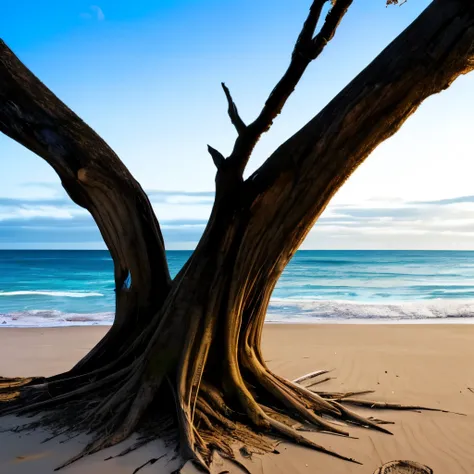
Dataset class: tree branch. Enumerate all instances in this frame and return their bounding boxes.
[224,0,352,176]
[207,145,225,169]
[242,0,474,269]
[0,39,172,324]
[221,82,246,135]
[294,0,327,56]
[310,0,353,59]
[225,2,474,369]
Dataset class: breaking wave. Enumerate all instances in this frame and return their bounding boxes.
[2,299,474,327]
[0,310,114,327]
[0,291,104,298]
[267,298,474,323]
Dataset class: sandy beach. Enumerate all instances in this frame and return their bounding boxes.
[0,323,473,473]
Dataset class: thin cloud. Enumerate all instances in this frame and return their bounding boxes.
[0,215,206,248]
[17,184,215,206]
[146,190,214,205]
[411,195,474,206]
[161,219,207,227]
[91,5,105,21]
[21,182,61,191]
[0,197,70,207]
[81,5,105,21]
[5,186,474,249]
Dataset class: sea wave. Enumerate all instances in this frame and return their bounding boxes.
[1,298,474,327]
[0,290,104,298]
[267,298,474,322]
[0,310,114,327]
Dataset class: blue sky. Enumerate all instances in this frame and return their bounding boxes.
[2,0,474,250]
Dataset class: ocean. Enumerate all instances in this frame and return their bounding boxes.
[1,250,474,327]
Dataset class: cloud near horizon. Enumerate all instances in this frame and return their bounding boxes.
[2,184,474,250]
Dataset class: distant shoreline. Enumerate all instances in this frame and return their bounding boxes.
[2,248,474,252]
[2,317,474,329]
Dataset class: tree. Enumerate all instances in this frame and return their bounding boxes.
[1,0,473,472]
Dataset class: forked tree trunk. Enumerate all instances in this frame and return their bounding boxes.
[1,0,474,472]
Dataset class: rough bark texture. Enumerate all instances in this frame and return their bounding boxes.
[1,0,474,472]
[0,43,172,374]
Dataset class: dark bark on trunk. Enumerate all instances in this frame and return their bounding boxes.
[1,0,474,472]
[0,40,172,372]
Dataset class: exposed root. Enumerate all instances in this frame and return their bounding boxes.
[0,363,446,473]
[0,376,44,390]
[196,399,274,454]
[367,416,395,425]
[306,376,334,387]
[0,390,20,402]
[0,377,46,401]
[333,398,465,415]
[332,402,393,435]
[276,374,342,415]
[0,366,129,417]
[199,382,232,416]
[315,390,375,399]
[262,373,350,436]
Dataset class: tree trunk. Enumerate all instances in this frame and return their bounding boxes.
[1,0,474,472]
[0,39,172,376]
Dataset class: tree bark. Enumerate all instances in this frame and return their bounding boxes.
[1,0,474,472]
[0,40,172,373]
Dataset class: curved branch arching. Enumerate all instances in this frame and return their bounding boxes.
[0,40,172,372]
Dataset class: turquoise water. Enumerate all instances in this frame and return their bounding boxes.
[1,250,474,326]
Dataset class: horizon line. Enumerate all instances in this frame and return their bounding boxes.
[1,248,474,252]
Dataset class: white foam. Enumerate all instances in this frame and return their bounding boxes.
[1,299,474,328]
[267,298,474,322]
[0,310,114,327]
[0,291,104,298]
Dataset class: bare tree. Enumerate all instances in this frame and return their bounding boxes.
[1,0,473,471]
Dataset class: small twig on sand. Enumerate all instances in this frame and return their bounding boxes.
[293,370,332,385]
